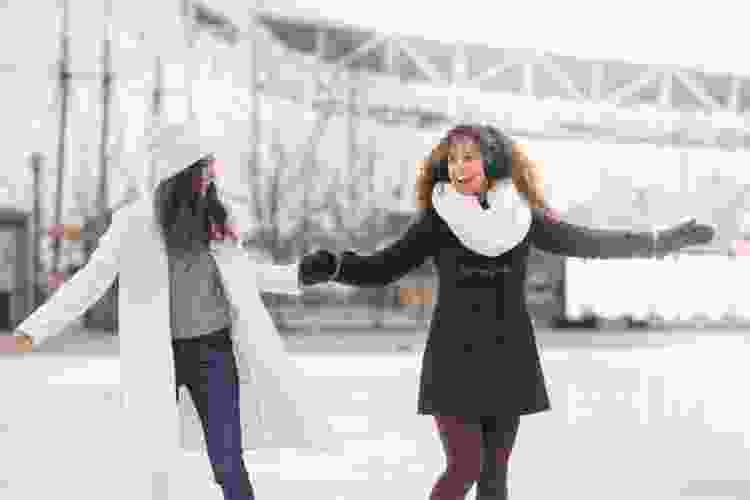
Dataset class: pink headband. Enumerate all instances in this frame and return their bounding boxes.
[446,126,481,144]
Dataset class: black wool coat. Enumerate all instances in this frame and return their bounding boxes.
[334,207,652,418]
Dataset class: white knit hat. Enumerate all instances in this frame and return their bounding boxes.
[148,121,222,190]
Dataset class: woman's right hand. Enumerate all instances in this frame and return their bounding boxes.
[299,249,339,286]
[0,333,34,354]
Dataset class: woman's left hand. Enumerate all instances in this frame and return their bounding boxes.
[655,219,715,256]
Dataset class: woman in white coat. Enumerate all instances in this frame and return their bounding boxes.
[9,123,336,499]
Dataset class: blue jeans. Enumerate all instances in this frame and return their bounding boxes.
[172,327,255,500]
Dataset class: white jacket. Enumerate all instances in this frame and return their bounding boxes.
[16,123,340,496]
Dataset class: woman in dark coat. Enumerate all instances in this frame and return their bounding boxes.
[299,124,714,500]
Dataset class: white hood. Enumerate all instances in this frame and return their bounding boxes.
[432,179,531,257]
[148,122,221,192]
[143,122,252,238]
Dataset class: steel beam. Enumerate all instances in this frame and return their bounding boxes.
[659,70,672,107]
[608,69,660,105]
[537,56,584,100]
[729,77,741,112]
[472,60,521,85]
[523,62,534,97]
[591,62,604,101]
[391,37,443,83]
[673,70,722,111]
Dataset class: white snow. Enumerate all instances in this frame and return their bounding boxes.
[2,330,750,499]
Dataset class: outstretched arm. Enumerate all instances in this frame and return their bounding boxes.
[529,208,714,258]
[302,209,437,287]
[529,208,656,259]
[14,212,126,346]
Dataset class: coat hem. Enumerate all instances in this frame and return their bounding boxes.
[417,405,551,418]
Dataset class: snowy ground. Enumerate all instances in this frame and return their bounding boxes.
[2,328,750,500]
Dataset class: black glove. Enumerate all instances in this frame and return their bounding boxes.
[299,249,339,286]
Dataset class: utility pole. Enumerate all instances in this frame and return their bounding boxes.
[51,0,71,275]
[148,55,164,192]
[30,153,43,308]
[297,28,327,257]
[247,3,262,224]
[97,0,113,216]
[182,0,197,122]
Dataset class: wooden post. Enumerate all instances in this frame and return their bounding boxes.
[148,55,164,192]
[51,0,71,275]
[97,0,113,216]
[30,153,44,308]
[247,3,263,224]
[182,0,197,121]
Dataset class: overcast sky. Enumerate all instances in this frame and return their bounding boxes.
[253,0,748,77]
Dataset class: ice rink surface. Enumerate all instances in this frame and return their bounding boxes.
[2,329,750,499]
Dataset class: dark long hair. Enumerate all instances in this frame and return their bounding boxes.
[153,157,235,256]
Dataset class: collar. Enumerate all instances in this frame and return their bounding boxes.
[432,180,531,256]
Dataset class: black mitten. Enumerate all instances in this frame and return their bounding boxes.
[299,249,339,285]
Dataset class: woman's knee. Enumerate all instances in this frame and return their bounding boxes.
[210,452,246,483]
[435,415,483,484]
[446,454,482,481]
[481,415,520,453]
[431,467,480,500]
[443,466,481,492]
[206,425,244,463]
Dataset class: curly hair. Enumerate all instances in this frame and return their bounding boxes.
[153,158,236,256]
[415,124,545,211]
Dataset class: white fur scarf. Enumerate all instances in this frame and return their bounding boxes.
[432,179,531,257]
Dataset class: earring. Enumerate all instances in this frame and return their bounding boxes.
[484,158,499,178]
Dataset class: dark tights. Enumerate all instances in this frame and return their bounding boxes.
[430,414,520,500]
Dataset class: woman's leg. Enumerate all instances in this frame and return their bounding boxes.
[475,415,520,500]
[185,330,255,500]
[172,339,184,404]
[430,415,483,500]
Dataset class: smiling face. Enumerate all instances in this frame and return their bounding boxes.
[446,137,486,195]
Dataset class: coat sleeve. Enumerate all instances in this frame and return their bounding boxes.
[528,208,653,259]
[334,209,437,287]
[255,263,303,296]
[15,212,126,346]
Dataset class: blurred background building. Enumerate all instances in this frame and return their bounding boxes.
[1,0,750,332]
